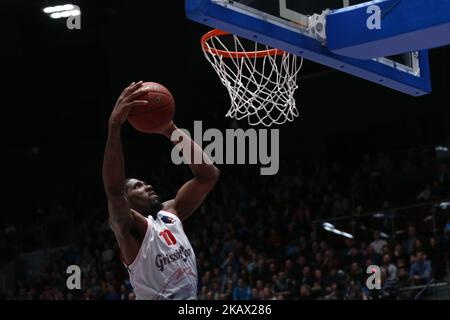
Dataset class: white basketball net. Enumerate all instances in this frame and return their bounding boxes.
[202,31,303,127]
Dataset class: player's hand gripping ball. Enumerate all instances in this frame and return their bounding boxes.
[127,82,175,133]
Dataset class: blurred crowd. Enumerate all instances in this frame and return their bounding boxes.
[1,146,449,300]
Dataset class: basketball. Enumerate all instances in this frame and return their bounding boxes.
[127,82,175,133]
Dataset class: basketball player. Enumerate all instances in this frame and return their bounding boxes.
[102,81,220,299]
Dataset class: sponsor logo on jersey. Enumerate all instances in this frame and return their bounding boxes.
[161,215,175,224]
[155,246,192,272]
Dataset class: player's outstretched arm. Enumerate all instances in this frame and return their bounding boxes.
[103,81,150,236]
[162,124,220,221]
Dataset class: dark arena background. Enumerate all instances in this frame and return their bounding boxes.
[1,0,449,303]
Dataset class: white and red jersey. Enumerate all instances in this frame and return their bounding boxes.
[125,210,198,300]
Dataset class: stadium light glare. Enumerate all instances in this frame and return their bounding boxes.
[60,10,72,18]
[322,222,353,239]
[61,4,75,11]
[43,4,79,18]
[69,9,81,16]
[334,230,354,239]
[435,146,448,152]
[380,232,389,239]
[50,12,62,19]
[328,228,353,239]
[323,222,335,229]
[438,202,450,209]
[372,212,384,218]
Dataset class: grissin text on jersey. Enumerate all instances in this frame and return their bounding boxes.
[155,246,192,272]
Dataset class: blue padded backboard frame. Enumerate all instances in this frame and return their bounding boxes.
[327,0,450,59]
[186,0,432,96]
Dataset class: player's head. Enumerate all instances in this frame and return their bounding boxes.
[125,178,163,215]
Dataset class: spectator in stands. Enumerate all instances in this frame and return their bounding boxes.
[220,265,237,293]
[364,245,381,266]
[370,231,388,255]
[409,251,432,285]
[232,278,251,300]
[397,267,409,288]
[119,284,128,300]
[344,246,363,269]
[323,282,339,300]
[299,285,313,300]
[261,287,274,300]
[284,259,297,280]
[414,239,425,255]
[382,254,398,281]
[251,288,260,300]
[378,268,399,300]
[392,243,408,265]
[427,237,446,280]
[348,262,363,285]
[403,225,418,255]
[198,286,208,300]
[301,266,314,287]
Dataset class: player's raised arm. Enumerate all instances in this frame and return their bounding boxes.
[102,81,150,233]
[162,123,220,221]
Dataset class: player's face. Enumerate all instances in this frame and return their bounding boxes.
[126,179,161,209]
